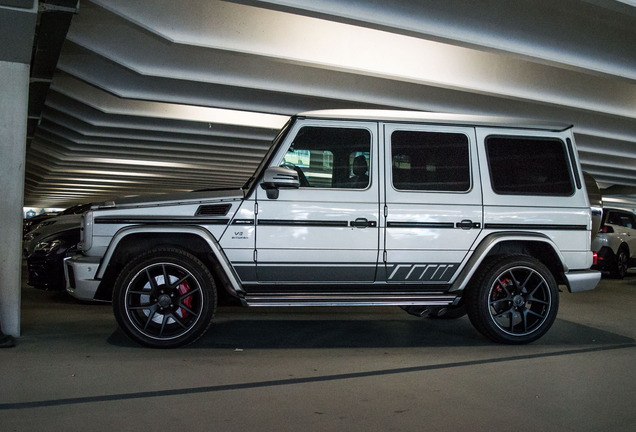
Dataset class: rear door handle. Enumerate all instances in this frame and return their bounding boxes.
[456,220,480,230]
[350,218,377,228]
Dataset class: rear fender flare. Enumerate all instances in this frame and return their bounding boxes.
[449,232,567,292]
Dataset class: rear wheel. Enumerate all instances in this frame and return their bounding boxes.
[466,255,558,344]
[113,247,217,348]
[611,247,628,279]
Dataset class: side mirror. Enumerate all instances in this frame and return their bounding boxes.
[260,167,300,199]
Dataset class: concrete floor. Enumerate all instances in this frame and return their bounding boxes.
[1,266,636,432]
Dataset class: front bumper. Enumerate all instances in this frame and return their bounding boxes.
[563,269,601,293]
[27,253,66,291]
[64,254,102,301]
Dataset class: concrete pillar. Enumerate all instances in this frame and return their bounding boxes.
[0,61,29,336]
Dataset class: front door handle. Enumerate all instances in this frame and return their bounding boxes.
[350,218,377,228]
[456,220,481,230]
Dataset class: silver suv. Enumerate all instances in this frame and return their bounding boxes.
[592,208,636,278]
[65,110,600,348]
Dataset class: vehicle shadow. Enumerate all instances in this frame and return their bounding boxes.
[106,313,634,349]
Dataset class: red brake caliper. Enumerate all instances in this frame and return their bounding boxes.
[178,280,193,318]
[492,278,510,312]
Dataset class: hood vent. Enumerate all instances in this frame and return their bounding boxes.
[196,204,232,216]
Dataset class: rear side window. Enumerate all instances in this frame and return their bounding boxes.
[607,211,636,229]
[391,131,470,192]
[486,136,574,196]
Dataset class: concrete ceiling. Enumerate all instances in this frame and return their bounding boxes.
[23,0,636,208]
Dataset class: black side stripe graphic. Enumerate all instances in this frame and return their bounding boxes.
[387,222,455,229]
[484,223,587,230]
[95,217,229,225]
[258,219,349,227]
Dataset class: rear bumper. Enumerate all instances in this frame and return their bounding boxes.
[591,246,617,271]
[563,269,601,293]
[64,255,102,301]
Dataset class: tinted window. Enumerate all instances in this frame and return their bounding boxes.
[607,211,635,229]
[283,127,371,189]
[391,131,470,192]
[486,137,573,196]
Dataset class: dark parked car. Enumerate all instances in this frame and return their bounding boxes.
[23,211,61,235]
[27,227,80,292]
[23,203,91,236]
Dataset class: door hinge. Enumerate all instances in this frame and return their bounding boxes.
[384,205,388,218]
[383,250,387,263]
[253,250,258,262]
[254,202,258,215]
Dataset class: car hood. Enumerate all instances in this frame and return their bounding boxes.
[101,188,245,209]
[23,214,82,256]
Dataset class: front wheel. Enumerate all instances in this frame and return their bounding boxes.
[466,255,559,344]
[113,248,217,348]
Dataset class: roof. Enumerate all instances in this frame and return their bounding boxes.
[298,110,573,132]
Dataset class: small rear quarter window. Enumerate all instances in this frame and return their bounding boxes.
[485,136,574,196]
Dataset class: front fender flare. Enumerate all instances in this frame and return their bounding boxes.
[96,225,244,296]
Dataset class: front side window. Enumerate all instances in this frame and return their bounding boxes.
[282,126,371,189]
[486,136,574,196]
[391,131,470,192]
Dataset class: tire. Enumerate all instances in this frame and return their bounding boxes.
[427,305,467,319]
[611,247,628,279]
[113,247,217,348]
[466,255,559,345]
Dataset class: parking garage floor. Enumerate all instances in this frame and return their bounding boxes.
[1,265,636,432]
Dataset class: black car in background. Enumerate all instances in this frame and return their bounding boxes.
[23,212,61,235]
[27,227,80,292]
[23,203,91,236]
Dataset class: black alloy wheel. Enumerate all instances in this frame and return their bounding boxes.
[466,255,559,344]
[113,248,216,348]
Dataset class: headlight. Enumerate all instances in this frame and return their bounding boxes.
[78,211,93,252]
[23,231,41,242]
[35,220,56,230]
[34,239,64,254]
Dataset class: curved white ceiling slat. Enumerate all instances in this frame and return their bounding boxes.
[69,2,636,119]
[218,0,636,81]
[24,0,636,207]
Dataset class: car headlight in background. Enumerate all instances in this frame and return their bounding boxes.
[35,220,56,230]
[23,231,41,242]
[34,239,64,254]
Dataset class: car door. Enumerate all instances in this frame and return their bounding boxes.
[609,210,636,259]
[624,212,636,260]
[382,123,482,284]
[253,119,380,287]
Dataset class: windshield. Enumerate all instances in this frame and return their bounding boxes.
[242,117,295,192]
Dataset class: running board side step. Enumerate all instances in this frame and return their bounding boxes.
[242,293,458,307]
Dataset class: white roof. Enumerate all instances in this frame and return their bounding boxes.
[298,109,572,132]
